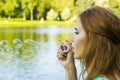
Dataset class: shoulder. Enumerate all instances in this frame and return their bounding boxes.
[94,76,120,80]
[118,78,120,80]
[93,76,108,80]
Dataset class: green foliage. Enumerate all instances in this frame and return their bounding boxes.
[28,0,39,10]
[0,18,24,22]
[76,0,95,12]
[3,0,18,17]
[108,0,120,15]
[37,0,52,20]
[67,15,77,22]
[0,20,75,27]
[51,0,68,12]
[61,7,70,20]
[0,1,4,11]
[46,9,58,20]
[20,0,29,19]
[0,0,120,21]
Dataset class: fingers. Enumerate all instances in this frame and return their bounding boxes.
[56,41,73,61]
[57,47,67,60]
[57,53,66,60]
[65,40,74,60]
[65,40,72,50]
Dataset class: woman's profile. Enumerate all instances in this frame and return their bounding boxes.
[57,6,120,80]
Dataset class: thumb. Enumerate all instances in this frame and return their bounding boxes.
[65,40,74,61]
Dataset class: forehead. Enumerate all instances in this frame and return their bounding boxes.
[75,19,84,31]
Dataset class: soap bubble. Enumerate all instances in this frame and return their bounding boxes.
[0,40,9,47]
[0,47,4,54]
[3,45,13,53]
[13,39,22,49]
[24,39,38,48]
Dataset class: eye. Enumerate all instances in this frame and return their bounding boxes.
[74,31,79,35]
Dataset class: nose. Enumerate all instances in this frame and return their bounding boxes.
[70,36,74,42]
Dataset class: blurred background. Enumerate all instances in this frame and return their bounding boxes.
[0,0,120,80]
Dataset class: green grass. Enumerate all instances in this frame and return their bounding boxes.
[0,20,75,27]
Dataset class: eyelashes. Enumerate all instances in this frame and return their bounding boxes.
[74,31,79,35]
[74,28,79,35]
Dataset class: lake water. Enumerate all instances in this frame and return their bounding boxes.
[0,26,82,80]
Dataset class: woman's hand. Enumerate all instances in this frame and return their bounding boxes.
[57,40,75,70]
[57,40,78,80]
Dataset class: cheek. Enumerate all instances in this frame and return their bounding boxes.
[74,36,85,48]
[73,36,86,59]
[74,43,85,59]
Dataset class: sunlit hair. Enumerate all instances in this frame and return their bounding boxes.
[79,6,120,80]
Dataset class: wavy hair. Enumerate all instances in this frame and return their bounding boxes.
[79,6,120,80]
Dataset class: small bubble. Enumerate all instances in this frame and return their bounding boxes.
[0,40,9,47]
[0,47,4,54]
[13,39,22,49]
[24,39,38,48]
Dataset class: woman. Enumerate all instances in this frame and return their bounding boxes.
[57,6,120,80]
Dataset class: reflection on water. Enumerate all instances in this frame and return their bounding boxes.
[0,26,81,80]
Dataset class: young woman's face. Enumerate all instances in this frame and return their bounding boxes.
[71,19,86,59]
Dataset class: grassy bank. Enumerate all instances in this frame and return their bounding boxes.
[0,20,75,27]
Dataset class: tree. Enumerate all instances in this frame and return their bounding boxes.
[20,0,29,20]
[108,0,120,15]
[61,7,70,20]
[0,0,4,17]
[37,0,52,20]
[51,0,74,20]
[3,0,18,18]
[27,0,39,20]
[76,0,95,12]
[46,9,58,20]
